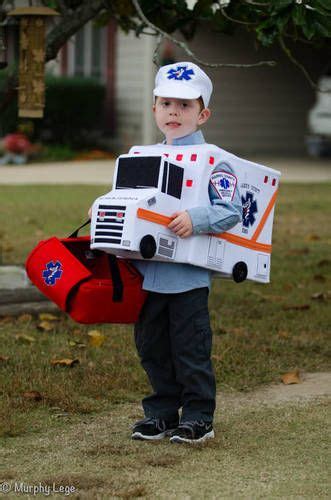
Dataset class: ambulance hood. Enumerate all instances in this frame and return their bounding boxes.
[98,188,158,205]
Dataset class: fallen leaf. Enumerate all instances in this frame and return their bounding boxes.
[317,259,330,267]
[15,334,36,343]
[211,354,223,361]
[0,316,14,324]
[282,304,310,311]
[68,340,86,348]
[313,274,326,282]
[22,391,43,401]
[311,292,326,301]
[17,313,33,323]
[37,320,56,332]
[286,247,310,256]
[88,330,106,347]
[0,355,10,362]
[38,313,59,322]
[278,330,290,339]
[50,358,80,367]
[306,233,320,241]
[281,370,301,385]
[282,283,294,291]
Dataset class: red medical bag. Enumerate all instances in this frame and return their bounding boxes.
[25,222,147,324]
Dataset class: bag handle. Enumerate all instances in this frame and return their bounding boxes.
[68,219,91,238]
[68,220,123,302]
[108,255,123,302]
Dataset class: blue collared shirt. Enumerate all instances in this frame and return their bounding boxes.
[133,130,242,293]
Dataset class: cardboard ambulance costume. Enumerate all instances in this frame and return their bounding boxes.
[90,144,281,283]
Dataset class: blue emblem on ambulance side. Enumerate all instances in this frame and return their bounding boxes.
[42,261,63,286]
[210,169,237,201]
[167,66,194,81]
[242,192,258,227]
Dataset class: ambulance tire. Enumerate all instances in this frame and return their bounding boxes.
[140,235,157,259]
[232,261,248,283]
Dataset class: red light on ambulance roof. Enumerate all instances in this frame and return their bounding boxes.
[186,179,193,187]
[176,154,183,161]
[209,156,214,165]
[264,176,268,183]
[272,178,276,186]
[191,154,197,161]
[133,151,140,154]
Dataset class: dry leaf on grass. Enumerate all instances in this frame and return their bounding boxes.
[278,330,290,339]
[50,358,80,367]
[313,274,326,282]
[317,259,330,267]
[0,316,14,324]
[88,330,106,347]
[306,233,320,241]
[15,334,35,343]
[38,320,56,332]
[38,313,60,322]
[0,355,10,362]
[286,247,310,256]
[68,340,86,348]
[281,370,301,385]
[311,292,326,301]
[17,313,33,323]
[22,391,43,401]
[282,304,310,311]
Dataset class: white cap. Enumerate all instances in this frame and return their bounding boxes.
[153,62,213,107]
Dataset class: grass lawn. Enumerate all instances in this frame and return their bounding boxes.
[0,183,330,439]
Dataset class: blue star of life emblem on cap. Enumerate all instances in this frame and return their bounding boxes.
[167,65,194,81]
[42,261,63,286]
[241,192,258,228]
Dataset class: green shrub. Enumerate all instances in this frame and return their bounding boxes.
[0,73,106,147]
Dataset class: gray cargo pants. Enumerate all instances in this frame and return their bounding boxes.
[134,287,216,423]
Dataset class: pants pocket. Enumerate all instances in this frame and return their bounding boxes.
[194,314,213,358]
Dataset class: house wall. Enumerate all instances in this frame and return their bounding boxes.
[173,25,328,157]
[114,30,157,151]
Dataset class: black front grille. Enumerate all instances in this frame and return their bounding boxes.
[95,205,126,245]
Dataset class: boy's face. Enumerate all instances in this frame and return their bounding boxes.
[153,97,211,144]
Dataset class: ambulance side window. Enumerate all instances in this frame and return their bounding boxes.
[161,162,183,199]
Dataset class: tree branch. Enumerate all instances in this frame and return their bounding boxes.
[45,0,105,62]
[132,0,276,69]
[278,35,320,91]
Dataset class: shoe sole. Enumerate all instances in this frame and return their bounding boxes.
[170,429,215,444]
[131,429,177,441]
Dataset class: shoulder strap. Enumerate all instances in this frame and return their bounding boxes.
[68,220,91,238]
[108,255,123,302]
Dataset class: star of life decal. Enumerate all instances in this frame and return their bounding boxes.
[42,261,63,286]
[209,170,237,201]
[241,192,258,227]
[167,66,194,81]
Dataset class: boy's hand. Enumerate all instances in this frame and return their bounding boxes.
[168,211,193,238]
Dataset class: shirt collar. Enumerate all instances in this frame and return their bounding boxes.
[162,129,206,146]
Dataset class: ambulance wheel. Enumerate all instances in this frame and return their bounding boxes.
[232,261,248,283]
[140,235,156,259]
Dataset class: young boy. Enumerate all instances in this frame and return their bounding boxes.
[130,62,242,444]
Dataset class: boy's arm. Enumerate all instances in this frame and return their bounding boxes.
[186,162,242,235]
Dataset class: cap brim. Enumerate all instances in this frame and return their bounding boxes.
[153,82,201,100]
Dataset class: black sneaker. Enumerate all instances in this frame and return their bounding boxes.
[170,420,215,444]
[131,416,179,441]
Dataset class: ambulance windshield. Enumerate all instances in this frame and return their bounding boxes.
[116,157,161,189]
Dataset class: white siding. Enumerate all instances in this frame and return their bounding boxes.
[115,31,157,150]
[173,25,326,156]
